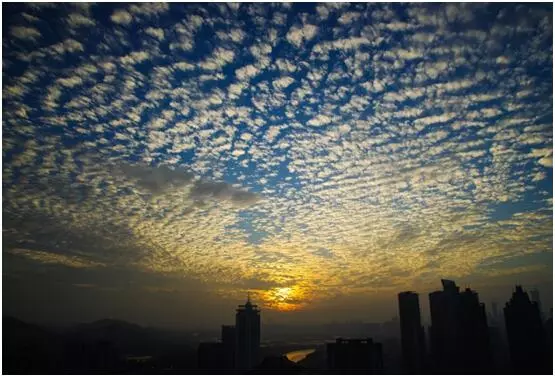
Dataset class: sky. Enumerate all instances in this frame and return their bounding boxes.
[2,2,553,328]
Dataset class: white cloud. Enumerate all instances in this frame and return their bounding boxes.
[235,65,260,81]
[145,27,165,41]
[200,48,235,71]
[129,3,169,17]
[496,56,510,65]
[10,26,41,41]
[67,13,96,27]
[111,9,133,25]
[120,51,150,65]
[529,148,553,167]
[307,114,332,127]
[230,29,246,43]
[286,24,318,48]
[415,112,457,130]
[272,76,295,90]
[337,11,361,25]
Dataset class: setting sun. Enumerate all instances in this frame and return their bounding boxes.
[262,286,307,312]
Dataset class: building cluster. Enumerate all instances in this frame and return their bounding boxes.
[198,296,260,371]
[198,295,385,373]
[197,280,552,374]
[398,279,552,374]
[326,337,383,373]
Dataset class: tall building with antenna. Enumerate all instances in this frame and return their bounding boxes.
[235,294,261,370]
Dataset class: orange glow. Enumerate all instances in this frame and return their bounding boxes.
[262,285,308,311]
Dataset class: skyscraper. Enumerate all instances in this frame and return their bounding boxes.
[197,342,225,370]
[428,279,491,374]
[529,288,543,320]
[221,325,236,369]
[235,295,260,370]
[504,286,550,374]
[398,291,426,374]
[459,287,492,372]
[429,279,462,373]
[326,338,383,373]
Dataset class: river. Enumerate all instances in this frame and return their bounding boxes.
[284,348,316,363]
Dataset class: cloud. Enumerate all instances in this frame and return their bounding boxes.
[118,164,195,194]
[337,11,361,25]
[120,51,150,65]
[307,114,332,127]
[110,9,133,25]
[414,112,457,130]
[189,181,260,207]
[129,3,169,17]
[115,164,260,207]
[529,148,553,167]
[199,47,235,70]
[272,76,295,90]
[7,248,106,269]
[286,24,318,47]
[67,13,96,27]
[144,27,165,41]
[3,3,553,315]
[10,26,41,41]
[235,64,260,81]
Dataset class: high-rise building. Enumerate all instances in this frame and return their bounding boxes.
[198,342,225,370]
[529,288,543,320]
[221,325,236,369]
[235,296,260,370]
[428,279,491,374]
[504,286,550,374]
[429,279,462,373]
[398,291,426,374]
[326,338,383,373]
[459,287,492,372]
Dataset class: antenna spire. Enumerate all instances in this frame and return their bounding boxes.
[247,291,251,304]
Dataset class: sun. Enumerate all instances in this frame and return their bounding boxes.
[275,287,293,300]
[262,286,307,312]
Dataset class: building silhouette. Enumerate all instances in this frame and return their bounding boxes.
[235,295,260,370]
[428,279,491,374]
[459,286,492,372]
[504,286,550,374]
[326,338,383,373]
[221,325,236,370]
[398,291,426,374]
[529,288,543,320]
[197,342,225,370]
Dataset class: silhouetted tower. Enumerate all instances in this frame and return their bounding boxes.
[429,279,461,373]
[459,287,492,372]
[504,286,550,374]
[429,279,491,373]
[221,325,236,369]
[326,338,383,373]
[198,342,225,370]
[398,291,426,374]
[235,295,260,370]
[529,288,543,320]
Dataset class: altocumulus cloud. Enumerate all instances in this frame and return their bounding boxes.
[2,3,552,310]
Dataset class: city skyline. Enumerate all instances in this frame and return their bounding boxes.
[3,279,552,373]
[3,2,553,328]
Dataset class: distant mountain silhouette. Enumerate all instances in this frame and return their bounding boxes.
[3,316,198,374]
[3,316,64,374]
[68,318,154,354]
